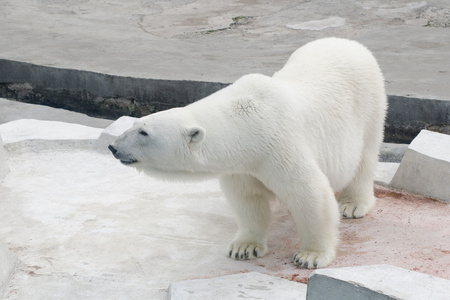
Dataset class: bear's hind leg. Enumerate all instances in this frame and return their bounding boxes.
[338,151,378,218]
[220,174,274,260]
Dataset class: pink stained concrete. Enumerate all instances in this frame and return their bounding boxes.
[214,185,450,284]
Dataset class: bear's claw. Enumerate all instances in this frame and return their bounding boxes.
[293,249,335,269]
[228,242,265,260]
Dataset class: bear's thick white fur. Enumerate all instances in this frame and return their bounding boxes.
[110,38,387,269]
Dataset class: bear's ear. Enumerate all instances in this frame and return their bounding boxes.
[186,126,206,144]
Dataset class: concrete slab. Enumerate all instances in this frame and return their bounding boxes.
[0,242,17,296]
[0,119,103,154]
[307,265,450,300]
[0,119,102,145]
[0,98,113,129]
[168,272,307,300]
[95,116,137,152]
[374,162,399,187]
[390,130,450,203]
[0,135,9,180]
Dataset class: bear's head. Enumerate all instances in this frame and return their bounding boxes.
[108,108,209,180]
[109,73,280,180]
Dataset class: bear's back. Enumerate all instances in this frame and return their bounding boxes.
[273,38,383,92]
[272,38,386,126]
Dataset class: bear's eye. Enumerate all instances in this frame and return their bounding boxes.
[139,130,148,136]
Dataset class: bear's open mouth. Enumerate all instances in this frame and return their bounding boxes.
[120,159,138,165]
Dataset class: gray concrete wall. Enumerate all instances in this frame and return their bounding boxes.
[0,59,228,121]
[1,59,449,143]
[386,95,449,143]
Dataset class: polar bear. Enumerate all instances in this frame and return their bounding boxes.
[108,38,387,269]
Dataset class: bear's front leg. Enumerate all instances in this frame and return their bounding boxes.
[220,174,274,260]
[291,180,340,268]
[260,164,340,269]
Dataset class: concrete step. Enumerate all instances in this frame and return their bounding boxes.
[0,98,113,129]
[374,162,400,187]
[389,130,450,203]
[168,272,307,300]
[307,265,450,300]
[0,119,103,144]
[0,119,104,153]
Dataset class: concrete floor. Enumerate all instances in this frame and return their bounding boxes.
[0,99,449,299]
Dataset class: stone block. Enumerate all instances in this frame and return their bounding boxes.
[0,242,17,295]
[95,116,137,152]
[168,272,307,300]
[389,130,450,203]
[0,135,9,180]
[307,265,450,300]
[374,162,399,186]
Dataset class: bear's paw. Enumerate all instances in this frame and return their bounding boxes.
[293,249,335,269]
[228,241,267,260]
[339,202,373,219]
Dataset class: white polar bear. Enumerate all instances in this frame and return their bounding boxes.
[109,38,387,269]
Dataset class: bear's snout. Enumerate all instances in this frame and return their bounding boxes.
[108,145,117,155]
[108,144,138,165]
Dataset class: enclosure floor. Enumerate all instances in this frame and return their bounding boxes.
[0,137,448,299]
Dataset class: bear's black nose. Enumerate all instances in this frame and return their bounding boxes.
[108,145,117,154]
